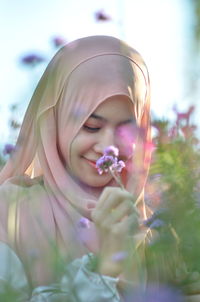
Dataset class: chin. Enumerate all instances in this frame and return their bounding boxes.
[90,182,109,188]
[83,176,113,188]
[76,173,109,187]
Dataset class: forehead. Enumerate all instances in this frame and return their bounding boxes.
[92,95,134,121]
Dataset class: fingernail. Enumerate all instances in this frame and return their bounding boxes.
[87,202,96,209]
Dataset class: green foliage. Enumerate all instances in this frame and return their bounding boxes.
[0,154,5,170]
[146,111,200,287]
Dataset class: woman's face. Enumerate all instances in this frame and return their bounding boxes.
[69,95,139,188]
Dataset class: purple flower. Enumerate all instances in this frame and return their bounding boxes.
[147,219,166,230]
[3,144,15,156]
[144,208,168,230]
[10,119,21,129]
[96,146,125,188]
[95,10,111,21]
[52,36,66,48]
[21,54,45,66]
[104,145,119,157]
[96,155,116,175]
[125,284,184,302]
[96,146,125,175]
[173,105,195,126]
[110,160,125,173]
[77,217,90,228]
[112,251,128,262]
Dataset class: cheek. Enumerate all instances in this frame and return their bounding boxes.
[116,126,138,156]
[71,132,94,155]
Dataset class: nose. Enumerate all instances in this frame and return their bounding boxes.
[93,128,117,154]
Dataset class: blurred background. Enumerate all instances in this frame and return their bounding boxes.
[0,0,200,148]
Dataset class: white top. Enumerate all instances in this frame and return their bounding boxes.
[0,242,120,302]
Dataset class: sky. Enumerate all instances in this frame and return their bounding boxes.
[0,0,193,145]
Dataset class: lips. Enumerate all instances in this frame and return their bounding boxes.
[83,158,97,168]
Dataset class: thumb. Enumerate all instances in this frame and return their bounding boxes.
[87,201,96,209]
[85,201,96,221]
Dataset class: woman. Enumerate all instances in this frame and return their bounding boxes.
[0,35,151,301]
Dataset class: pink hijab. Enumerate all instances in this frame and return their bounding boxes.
[0,36,151,287]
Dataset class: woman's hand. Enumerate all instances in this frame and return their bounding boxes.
[91,187,139,277]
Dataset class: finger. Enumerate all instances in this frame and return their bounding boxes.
[97,187,134,213]
[95,194,123,223]
[87,201,96,209]
[92,194,135,225]
[92,187,136,225]
[126,213,140,234]
[80,207,94,221]
[82,202,96,221]
[109,212,139,236]
[92,188,123,223]
[95,187,122,210]
[102,200,138,226]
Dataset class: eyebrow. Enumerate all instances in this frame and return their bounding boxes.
[89,113,135,125]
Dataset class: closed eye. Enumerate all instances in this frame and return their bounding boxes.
[83,125,101,132]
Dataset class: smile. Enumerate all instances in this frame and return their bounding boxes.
[84,158,97,169]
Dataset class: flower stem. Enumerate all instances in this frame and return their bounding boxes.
[109,167,125,190]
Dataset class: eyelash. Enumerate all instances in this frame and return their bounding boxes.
[83,125,101,132]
